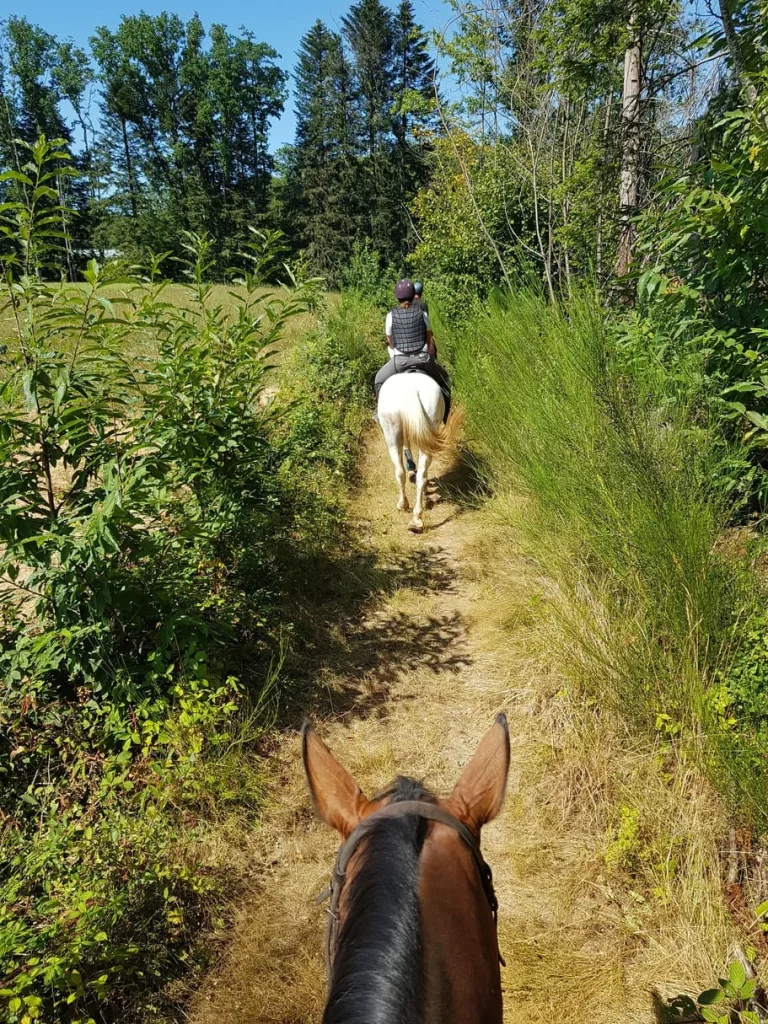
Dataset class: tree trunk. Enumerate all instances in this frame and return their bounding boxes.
[617,15,642,278]
[561,96,572,294]
[596,92,614,280]
[121,117,138,219]
[718,0,757,105]
[58,174,76,280]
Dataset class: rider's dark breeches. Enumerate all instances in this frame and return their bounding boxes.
[430,362,451,418]
[374,358,398,398]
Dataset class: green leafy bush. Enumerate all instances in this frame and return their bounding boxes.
[0,138,374,1023]
[343,240,398,310]
[636,83,768,509]
[278,291,381,479]
[663,961,766,1023]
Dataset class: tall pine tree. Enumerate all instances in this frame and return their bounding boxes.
[292,21,362,283]
[287,0,440,273]
[342,0,395,256]
[390,0,438,254]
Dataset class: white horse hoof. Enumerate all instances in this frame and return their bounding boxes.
[409,519,424,534]
[397,499,410,512]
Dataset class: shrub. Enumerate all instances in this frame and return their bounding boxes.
[0,138,373,1023]
[278,291,382,478]
[635,86,768,510]
[343,240,397,310]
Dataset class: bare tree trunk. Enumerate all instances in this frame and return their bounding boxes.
[480,80,486,145]
[547,101,558,289]
[527,123,555,303]
[561,96,572,294]
[718,0,757,105]
[596,92,614,280]
[617,14,642,278]
[121,117,138,219]
[58,175,76,280]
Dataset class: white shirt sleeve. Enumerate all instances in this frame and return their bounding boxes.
[385,311,393,335]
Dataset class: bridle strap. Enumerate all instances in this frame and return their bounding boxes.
[318,800,502,983]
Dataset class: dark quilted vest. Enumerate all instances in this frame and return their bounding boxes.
[390,304,426,355]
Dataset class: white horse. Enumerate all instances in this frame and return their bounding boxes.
[377,372,452,533]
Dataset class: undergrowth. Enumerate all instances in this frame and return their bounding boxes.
[0,138,379,1023]
[452,288,768,1014]
[453,287,768,830]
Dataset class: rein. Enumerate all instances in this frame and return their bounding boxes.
[316,800,503,983]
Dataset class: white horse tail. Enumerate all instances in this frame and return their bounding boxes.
[401,392,459,458]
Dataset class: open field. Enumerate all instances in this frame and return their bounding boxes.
[0,283,337,365]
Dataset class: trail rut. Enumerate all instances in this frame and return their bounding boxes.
[186,432,709,1024]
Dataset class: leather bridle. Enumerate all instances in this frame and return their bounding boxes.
[316,799,502,983]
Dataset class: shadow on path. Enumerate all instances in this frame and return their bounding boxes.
[279,539,473,723]
[434,450,491,508]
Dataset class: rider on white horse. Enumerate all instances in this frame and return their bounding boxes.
[373,279,451,422]
[412,280,428,314]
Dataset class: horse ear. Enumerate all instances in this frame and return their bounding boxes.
[302,723,370,837]
[445,714,510,834]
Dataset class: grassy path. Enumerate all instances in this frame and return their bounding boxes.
[186,431,728,1024]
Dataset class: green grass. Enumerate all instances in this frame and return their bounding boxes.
[452,287,768,828]
[0,282,332,367]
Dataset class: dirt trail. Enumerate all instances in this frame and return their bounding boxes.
[187,434,658,1023]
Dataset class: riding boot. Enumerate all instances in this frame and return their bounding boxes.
[442,390,451,423]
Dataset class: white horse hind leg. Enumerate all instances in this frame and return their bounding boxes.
[387,443,409,511]
[410,450,431,532]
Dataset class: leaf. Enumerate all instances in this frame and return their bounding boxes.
[754,899,768,917]
[32,185,60,202]
[0,170,33,186]
[21,371,37,411]
[700,1011,727,1024]
[728,961,747,991]
[740,978,756,999]
[697,989,723,1005]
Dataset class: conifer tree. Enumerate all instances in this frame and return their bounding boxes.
[390,0,438,254]
[292,21,362,283]
[342,0,395,255]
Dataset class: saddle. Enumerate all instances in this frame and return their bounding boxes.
[394,352,432,374]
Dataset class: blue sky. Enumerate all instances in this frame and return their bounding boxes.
[19,0,452,150]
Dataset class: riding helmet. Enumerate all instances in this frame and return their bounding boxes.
[413,281,424,296]
[394,279,415,301]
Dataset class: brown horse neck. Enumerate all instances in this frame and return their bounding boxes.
[418,824,503,1024]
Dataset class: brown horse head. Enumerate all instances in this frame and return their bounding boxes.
[302,715,510,1024]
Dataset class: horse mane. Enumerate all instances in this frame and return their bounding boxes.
[323,776,436,1024]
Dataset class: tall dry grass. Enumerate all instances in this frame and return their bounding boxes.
[453,287,767,828]
[453,516,740,1022]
